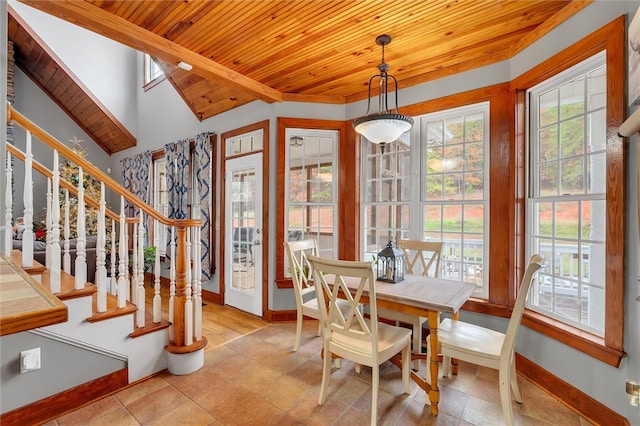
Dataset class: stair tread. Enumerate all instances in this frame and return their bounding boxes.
[87,292,137,323]
[129,309,171,338]
[40,269,97,300]
[11,249,46,275]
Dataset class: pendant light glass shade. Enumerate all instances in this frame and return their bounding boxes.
[353,34,414,150]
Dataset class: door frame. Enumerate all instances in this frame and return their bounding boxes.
[220,120,270,317]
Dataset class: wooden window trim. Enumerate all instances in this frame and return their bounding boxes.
[275,118,349,289]
[510,16,626,367]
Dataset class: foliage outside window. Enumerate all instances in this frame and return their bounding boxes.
[422,103,489,296]
[285,129,338,269]
[362,103,489,297]
[527,52,607,336]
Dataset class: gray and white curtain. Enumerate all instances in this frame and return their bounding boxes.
[165,132,213,281]
[121,150,152,236]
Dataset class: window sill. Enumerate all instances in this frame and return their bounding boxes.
[462,299,624,367]
[143,76,165,92]
[521,310,624,368]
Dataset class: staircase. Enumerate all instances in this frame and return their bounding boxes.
[0,103,207,424]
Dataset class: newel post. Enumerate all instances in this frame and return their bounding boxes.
[165,221,207,375]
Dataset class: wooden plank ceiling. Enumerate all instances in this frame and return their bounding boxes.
[12,0,591,152]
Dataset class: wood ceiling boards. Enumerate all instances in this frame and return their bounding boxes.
[14,0,591,124]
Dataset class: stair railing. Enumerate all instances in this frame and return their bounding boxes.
[5,102,206,357]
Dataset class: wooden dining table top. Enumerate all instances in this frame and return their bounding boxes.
[340,274,477,316]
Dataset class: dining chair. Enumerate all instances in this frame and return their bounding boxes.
[378,239,444,367]
[307,255,412,426]
[427,254,544,424]
[284,239,352,352]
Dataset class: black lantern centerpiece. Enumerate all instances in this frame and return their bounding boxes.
[376,240,404,283]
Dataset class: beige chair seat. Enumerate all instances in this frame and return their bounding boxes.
[428,255,544,425]
[308,255,412,426]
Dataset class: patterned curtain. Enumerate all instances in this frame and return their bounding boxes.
[121,151,152,236]
[164,138,190,266]
[193,132,213,280]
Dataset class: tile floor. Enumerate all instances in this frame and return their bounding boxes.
[46,312,593,426]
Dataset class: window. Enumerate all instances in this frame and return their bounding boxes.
[361,103,489,297]
[152,156,168,254]
[285,129,338,262]
[527,53,607,336]
[144,53,165,89]
[513,16,624,366]
[275,118,345,288]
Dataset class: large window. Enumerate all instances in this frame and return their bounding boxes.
[527,53,607,336]
[285,129,338,261]
[362,103,489,297]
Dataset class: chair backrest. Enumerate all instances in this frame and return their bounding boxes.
[398,240,443,277]
[501,254,544,358]
[284,239,318,302]
[307,255,378,348]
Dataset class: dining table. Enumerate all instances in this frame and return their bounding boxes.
[340,273,476,416]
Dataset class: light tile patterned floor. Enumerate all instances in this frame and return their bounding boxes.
[45,311,593,425]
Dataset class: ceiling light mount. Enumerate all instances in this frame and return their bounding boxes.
[178,61,193,71]
[353,34,414,154]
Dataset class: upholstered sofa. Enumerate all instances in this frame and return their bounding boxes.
[13,236,98,284]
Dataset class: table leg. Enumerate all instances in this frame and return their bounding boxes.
[451,311,460,375]
[428,310,440,415]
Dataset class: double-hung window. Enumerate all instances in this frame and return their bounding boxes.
[362,102,489,297]
[527,52,607,336]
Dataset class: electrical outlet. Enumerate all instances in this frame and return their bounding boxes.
[20,348,41,373]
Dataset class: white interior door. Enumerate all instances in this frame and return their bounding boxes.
[224,153,263,316]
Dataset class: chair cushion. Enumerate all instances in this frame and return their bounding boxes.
[331,319,411,359]
[438,318,504,359]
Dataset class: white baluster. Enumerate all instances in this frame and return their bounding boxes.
[22,131,34,267]
[74,166,86,289]
[131,218,138,305]
[136,215,145,328]
[185,227,193,346]
[117,197,127,308]
[49,151,61,293]
[169,226,176,342]
[124,222,130,301]
[110,219,117,295]
[4,151,12,257]
[45,177,51,267]
[153,238,161,323]
[194,223,202,341]
[63,189,71,273]
[96,182,107,312]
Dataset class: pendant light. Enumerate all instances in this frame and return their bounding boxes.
[353,34,414,154]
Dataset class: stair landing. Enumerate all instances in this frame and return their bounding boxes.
[0,254,67,336]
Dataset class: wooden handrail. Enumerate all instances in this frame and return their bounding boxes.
[6,102,201,228]
[6,143,121,221]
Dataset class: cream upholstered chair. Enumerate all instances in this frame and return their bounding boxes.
[428,255,544,424]
[378,240,444,366]
[308,255,412,426]
[284,239,351,351]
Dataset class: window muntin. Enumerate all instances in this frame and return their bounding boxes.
[361,103,489,297]
[362,137,411,262]
[527,52,607,336]
[227,129,263,156]
[421,103,489,296]
[285,129,338,265]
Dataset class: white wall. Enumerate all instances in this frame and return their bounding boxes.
[8,0,138,137]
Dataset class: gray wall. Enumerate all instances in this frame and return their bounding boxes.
[0,330,126,413]
[6,0,640,422]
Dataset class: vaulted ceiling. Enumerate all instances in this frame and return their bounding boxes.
[10,0,592,154]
